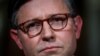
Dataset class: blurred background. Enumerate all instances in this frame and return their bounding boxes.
[0,0,100,56]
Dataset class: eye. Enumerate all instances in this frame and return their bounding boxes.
[49,15,67,25]
[53,17,66,21]
[24,20,41,32]
[26,22,38,29]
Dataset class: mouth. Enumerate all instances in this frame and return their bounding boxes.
[39,46,62,53]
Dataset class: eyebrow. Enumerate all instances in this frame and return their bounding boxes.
[18,13,68,26]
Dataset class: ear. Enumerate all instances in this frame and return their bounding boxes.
[10,29,23,50]
[74,15,83,39]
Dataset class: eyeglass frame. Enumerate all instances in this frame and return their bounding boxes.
[16,13,77,37]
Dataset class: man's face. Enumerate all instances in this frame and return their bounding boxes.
[11,0,82,56]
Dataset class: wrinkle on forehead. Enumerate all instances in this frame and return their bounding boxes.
[17,0,70,24]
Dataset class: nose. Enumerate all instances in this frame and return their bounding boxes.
[41,21,55,42]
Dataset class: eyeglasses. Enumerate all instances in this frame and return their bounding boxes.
[17,13,76,37]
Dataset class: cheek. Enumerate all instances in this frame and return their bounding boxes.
[55,28,76,45]
[56,22,76,43]
[54,30,76,55]
[18,31,40,53]
[55,24,77,52]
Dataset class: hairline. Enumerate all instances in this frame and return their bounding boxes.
[11,0,76,28]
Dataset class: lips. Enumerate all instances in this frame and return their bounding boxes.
[39,46,62,52]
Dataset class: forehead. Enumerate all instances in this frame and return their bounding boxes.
[17,0,70,24]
